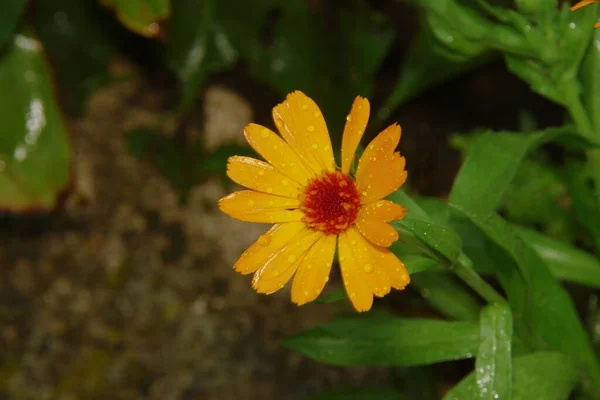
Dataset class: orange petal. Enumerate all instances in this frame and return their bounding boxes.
[338,230,373,312]
[341,96,370,174]
[243,123,312,185]
[219,191,303,223]
[252,230,323,294]
[272,91,335,175]
[356,219,399,247]
[227,156,303,198]
[356,124,407,203]
[358,200,406,223]
[291,234,336,305]
[363,236,410,290]
[571,0,598,11]
[234,222,306,274]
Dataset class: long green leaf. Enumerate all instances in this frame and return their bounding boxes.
[449,128,573,212]
[476,303,512,400]
[450,205,600,396]
[283,315,479,367]
[515,226,600,288]
[99,0,170,38]
[581,8,600,135]
[444,352,579,400]
[0,29,71,212]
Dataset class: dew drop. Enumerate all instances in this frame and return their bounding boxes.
[282,179,289,186]
[339,256,346,262]
[346,115,352,122]
[306,264,313,270]
[323,145,330,151]
[258,170,265,176]
[258,234,271,246]
[307,125,315,132]
[351,240,357,245]
[301,104,308,110]
[275,119,283,128]
[261,129,270,138]
[247,200,256,207]
[266,187,273,193]
[363,264,373,273]
[303,290,309,296]
[312,143,319,149]
[288,255,297,263]
[350,292,357,298]
[313,111,320,117]
[361,191,367,196]
[323,276,329,283]
[274,270,280,277]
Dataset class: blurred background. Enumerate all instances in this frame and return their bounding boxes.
[0,0,568,399]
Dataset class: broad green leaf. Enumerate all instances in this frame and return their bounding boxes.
[0,0,28,51]
[401,253,442,274]
[450,205,600,395]
[378,21,493,122]
[412,271,482,321]
[450,128,576,212]
[0,30,71,211]
[515,226,600,289]
[392,219,462,265]
[476,303,512,400]
[33,0,117,114]
[309,386,407,400]
[444,352,579,400]
[283,315,479,367]
[99,0,170,38]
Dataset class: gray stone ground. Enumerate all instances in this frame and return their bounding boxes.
[0,81,387,400]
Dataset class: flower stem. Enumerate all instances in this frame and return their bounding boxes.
[451,253,506,304]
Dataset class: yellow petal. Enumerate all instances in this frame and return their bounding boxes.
[356,124,407,203]
[234,222,305,274]
[357,200,406,223]
[272,91,335,174]
[243,123,312,185]
[341,96,370,174]
[291,234,336,305]
[339,228,410,311]
[219,191,303,223]
[252,230,323,294]
[356,219,399,247]
[227,156,303,198]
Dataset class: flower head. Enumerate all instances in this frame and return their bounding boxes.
[218,91,410,311]
[571,0,600,28]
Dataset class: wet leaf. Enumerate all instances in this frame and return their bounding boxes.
[0,0,28,51]
[283,315,479,367]
[0,29,71,212]
[580,10,600,135]
[444,352,578,400]
[476,302,512,400]
[100,0,169,38]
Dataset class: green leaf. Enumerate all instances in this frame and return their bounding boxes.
[99,0,170,38]
[449,205,600,395]
[476,303,512,400]
[283,315,479,367]
[392,219,462,266]
[450,128,576,212]
[33,0,117,114]
[315,288,348,304]
[566,161,600,251]
[411,271,482,321]
[515,226,600,289]
[309,386,407,400]
[0,0,28,51]
[0,29,71,212]
[378,20,494,122]
[444,352,579,400]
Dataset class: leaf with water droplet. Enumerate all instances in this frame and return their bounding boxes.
[0,29,71,212]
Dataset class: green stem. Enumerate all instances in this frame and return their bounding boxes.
[451,254,506,304]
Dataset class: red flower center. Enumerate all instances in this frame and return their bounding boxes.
[300,171,361,235]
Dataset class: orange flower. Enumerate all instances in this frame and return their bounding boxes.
[218,91,410,312]
[571,0,600,28]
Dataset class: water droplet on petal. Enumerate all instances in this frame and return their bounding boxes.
[313,111,320,117]
[267,187,273,193]
[307,125,315,132]
[261,129,270,138]
[282,179,289,186]
[247,200,255,207]
[288,255,297,263]
[258,234,271,246]
[364,264,373,273]
[346,115,352,122]
[301,104,308,110]
[312,143,319,149]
